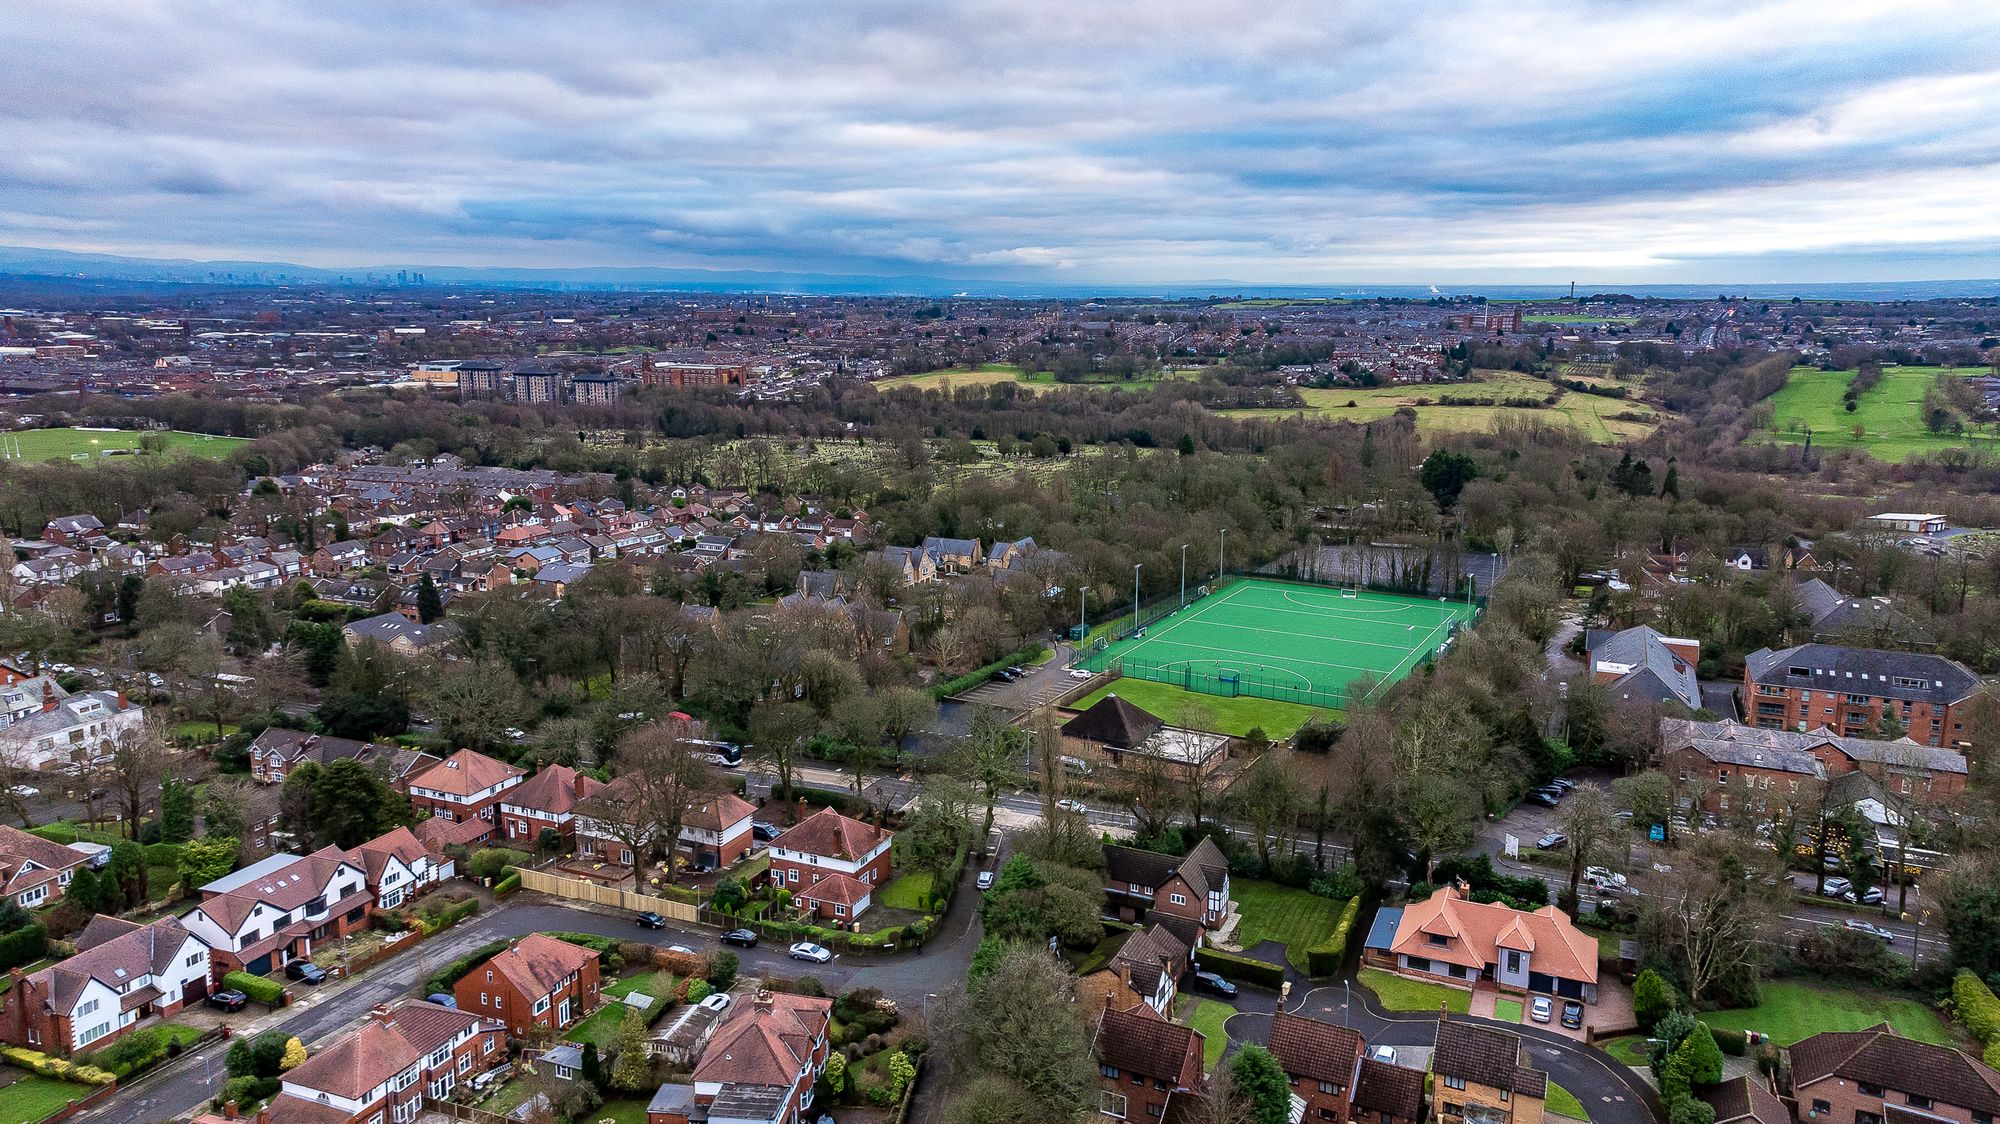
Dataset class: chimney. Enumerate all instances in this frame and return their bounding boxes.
[754,989,774,1011]
[369,1003,393,1025]
[255,1110,271,1124]
[40,683,55,713]
[115,689,126,710]
[223,1102,239,1120]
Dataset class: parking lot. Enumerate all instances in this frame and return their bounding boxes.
[949,644,1090,711]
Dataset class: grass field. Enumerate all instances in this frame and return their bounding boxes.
[1186,998,1236,1068]
[1229,879,1349,970]
[1598,1035,1650,1065]
[563,1002,631,1049]
[1761,365,2000,462]
[1071,677,1329,738]
[876,362,1200,393]
[877,871,935,912]
[1078,579,1475,710]
[1695,981,1954,1046]
[1547,1082,1588,1120]
[605,969,676,1000]
[1359,967,1471,1014]
[1218,369,1660,442]
[0,1075,95,1124]
[1,428,248,463]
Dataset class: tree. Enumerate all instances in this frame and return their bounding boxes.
[309,758,411,849]
[747,700,816,804]
[1419,448,1478,509]
[1117,747,1181,841]
[1642,835,1779,1009]
[201,777,249,845]
[108,721,175,841]
[1633,968,1675,1031]
[1614,771,1679,845]
[280,1037,308,1071]
[1230,751,1304,870]
[225,1029,291,1079]
[822,1051,849,1098]
[578,723,717,886]
[422,665,521,754]
[177,836,240,891]
[1399,774,1477,882]
[157,776,196,844]
[1558,785,1617,906]
[960,944,1096,1118]
[1940,854,2000,977]
[416,573,444,624]
[579,1041,602,1089]
[609,1006,652,1091]
[941,1075,1039,1124]
[1677,1022,1724,1085]
[1229,1045,1292,1124]
[221,585,275,653]
[954,706,1025,854]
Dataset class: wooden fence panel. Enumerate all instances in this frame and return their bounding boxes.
[515,868,702,924]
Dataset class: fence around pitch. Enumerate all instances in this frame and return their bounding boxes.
[1102,656,1357,711]
[514,867,703,924]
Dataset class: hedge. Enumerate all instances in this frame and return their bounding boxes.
[1,1045,116,1085]
[1710,1026,1748,1056]
[548,931,620,965]
[420,898,480,935]
[27,821,123,848]
[1193,947,1286,990]
[82,1024,194,1079]
[932,645,1049,700]
[425,938,513,997]
[494,870,522,898]
[223,971,285,1006]
[143,842,186,867]
[1954,970,2000,1068]
[1304,897,1362,978]
[0,923,48,972]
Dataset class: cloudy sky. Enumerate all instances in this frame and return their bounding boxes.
[5,0,2000,284]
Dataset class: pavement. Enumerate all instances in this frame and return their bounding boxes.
[79,882,989,1124]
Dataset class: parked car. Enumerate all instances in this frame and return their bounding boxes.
[789,942,833,963]
[206,989,248,1012]
[286,961,327,985]
[1526,790,1561,808]
[427,993,457,1007]
[666,944,698,955]
[698,992,734,1015]
[1843,919,1896,943]
[636,911,668,929]
[1529,996,1553,1023]
[1370,1045,1396,1064]
[976,870,995,891]
[1584,866,1627,888]
[752,821,782,842]
[1536,833,1568,851]
[1055,798,1087,813]
[1562,1001,1584,1029]
[1068,669,1094,680]
[7,785,35,798]
[1189,970,1237,998]
[1820,878,1852,898]
[1006,666,1027,677]
[993,669,1018,683]
[1547,778,1576,792]
[720,929,759,949]
[1842,887,1886,906]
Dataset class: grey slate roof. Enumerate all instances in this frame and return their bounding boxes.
[1744,644,1979,706]
[1660,717,1966,776]
[1586,625,1699,709]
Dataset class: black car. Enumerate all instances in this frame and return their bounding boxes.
[721,928,760,949]
[1561,1001,1583,1030]
[206,989,248,1012]
[1526,790,1561,807]
[636,911,668,929]
[993,669,1018,683]
[1189,970,1238,998]
[752,821,781,842]
[285,961,328,985]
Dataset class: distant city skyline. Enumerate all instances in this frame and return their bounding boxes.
[5,2,2000,285]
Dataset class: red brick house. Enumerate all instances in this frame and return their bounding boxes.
[498,764,605,849]
[1744,644,1979,747]
[407,748,525,838]
[767,807,892,921]
[0,916,210,1056]
[1268,1011,1426,1124]
[453,933,601,1039]
[661,989,833,1124]
[0,824,87,910]
[246,728,439,790]
[268,1000,505,1124]
[1101,838,1232,932]
[681,792,756,869]
[1787,1024,2000,1124]
[1661,717,1968,819]
[1092,1001,1205,1122]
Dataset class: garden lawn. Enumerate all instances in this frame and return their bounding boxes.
[1597,1035,1650,1065]
[1071,678,1330,739]
[1186,999,1235,1069]
[0,1074,95,1124]
[877,871,935,912]
[1547,1082,1588,1120]
[1494,997,1524,1023]
[605,970,675,1000]
[1229,880,1347,970]
[1697,981,1953,1046]
[1359,968,1471,1014]
[563,1003,630,1050]
[591,1098,652,1124]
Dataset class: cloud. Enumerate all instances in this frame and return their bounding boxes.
[0,0,1997,282]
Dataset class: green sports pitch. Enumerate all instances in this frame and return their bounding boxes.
[1077,578,1476,709]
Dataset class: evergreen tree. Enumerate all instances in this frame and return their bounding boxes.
[158,777,195,844]
[580,1041,602,1089]
[416,573,444,624]
[609,1007,652,1091]
[1229,1045,1292,1124]
[1660,458,1681,500]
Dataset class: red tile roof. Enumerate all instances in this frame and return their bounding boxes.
[685,792,756,833]
[409,748,524,798]
[797,872,872,908]
[770,806,889,862]
[505,764,603,817]
[693,991,831,1089]
[479,934,598,999]
[1391,886,1597,985]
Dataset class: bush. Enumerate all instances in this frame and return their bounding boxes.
[684,979,712,1004]
[932,645,1049,699]
[1193,947,1285,990]
[1308,863,1363,902]
[84,1024,186,1078]
[468,848,533,881]
[424,938,511,996]
[709,950,739,991]
[1634,968,1676,1031]
[1,1045,116,1085]
[223,971,285,1006]
[1710,1026,1748,1057]
[417,896,480,935]
[493,871,522,897]
[1955,970,2000,1061]
[547,931,619,965]
[1304,896,1361,978]
[653,947,709,976]
[214,1075,278,1112]
[0,923,48,972]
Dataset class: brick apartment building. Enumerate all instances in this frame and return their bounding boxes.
[1743,644,1979,747]
[1660,718,1968,818]
[1787,1024,2000,1124]
[0,916,209,1056]
[643,360,748,388]
[453,933,601,1039]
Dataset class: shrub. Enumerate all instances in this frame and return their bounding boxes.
[1955,971,2000,1061]
[1,1045,116,1085]
[1710,1027,1748,1057]
[1193,947,1285,990]
[547,931,619,964]
[424,938,511,996]
[468,848,533,881]
[653,947,709,976]
[214,1075,279,1112]
[0,923,48,972]
[1634,968,1675,1031]
[708,950,739,991]
[493,871,522,898]
[684,979,712,1004]
[83,1025,178,1078]
[223,971,285,1006]
[1305,897,1361,978]
[931,645,1048,699]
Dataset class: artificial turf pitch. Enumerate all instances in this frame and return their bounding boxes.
[1078,578,1475,707]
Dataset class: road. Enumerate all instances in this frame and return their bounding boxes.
[83,885,988,1124]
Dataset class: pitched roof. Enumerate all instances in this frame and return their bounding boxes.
[693,991,832,1089]
[284,1018,422,1101]
[1391,886,1598,985]
[1268,1011,1363,1087]
[479,934,598,999]
[1094,1001,1201,1083]
[684,792,756,833]
[1745,644,1979,705]
[1110,924,1190,999]
[1353,1058,1428,1120]
[1661,717,1966,777]
[409,748,524,798]
[1700,1074,1791,1124]
[1433,1019,1547,1099]
[770,806,890,862]
[1103,837,1229,904]
[1586,625,1700,709]
[505,764,604,817]
[29,916,196,1015]
[1789,1025,2000,1113]
[797,871,872,908]
[1062,694,1165,748]
[0,824,88,896]
[349,826,440,884]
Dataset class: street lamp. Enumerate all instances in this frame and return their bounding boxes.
[1180,544,1189,609]
[1132,564,1143,634]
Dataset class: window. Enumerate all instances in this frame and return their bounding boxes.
[1102,1066,1120,1079]
[1444,1076,1466,1091]
[1859,1084,1883,1097]
[1169,893,1187,906]
[458,1054,472,1073]
[1427,934,1448,947]
[1100,1090,1128,1119]
[1501,1089,1509,1103]
[78,999,98,1016]
[1147,1107,1163,1119]
[1318,1081,1339,1095]
[1506,950,1522,974]
[834,904,846,917]
[1811,1101,1831,1116]
[532,996,551,1016]
[1906,1095,1932,1109]
[484,1038,496,1055]
[1131,1072,1144,1086]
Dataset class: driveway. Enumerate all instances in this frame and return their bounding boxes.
[78,886,984,1123]
[950,642,1083,711]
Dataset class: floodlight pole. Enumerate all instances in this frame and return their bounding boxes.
[1218,528,1227,581]
[1180,544,1188,609]
[1078,587,1086,639]
[1133,564,1143,634]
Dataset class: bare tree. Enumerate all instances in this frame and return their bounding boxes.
[748,700,817,804]
[953,706,1025,855]
[1117,748,1181,841]
[1641,835,1782,1008]
[1558,785,1617,905]
[1230,751,1304,870]
[108,719,177,840]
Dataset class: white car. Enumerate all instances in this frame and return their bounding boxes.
[1584,866,1627,888]
[7,786,36,798]
[1055,798,1087,813]
[1067,669,1094,680]
[698,992,733,1015]
[1370,1045,1396,1064]
[789,942,833,964]
[1529,996,1554,1023]
[1843,919,1895,943]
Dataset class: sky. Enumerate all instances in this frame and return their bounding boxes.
[5,0,2000,286]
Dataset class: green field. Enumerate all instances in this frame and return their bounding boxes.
[1228,879,1349,970]
[1070,677,1328,738]
[1359,967,1471,1014]
[1185,998,1236,1068]
[877,362,1200,393]
[0,1075,96,1124]
[1,428,248,464]
[1078,578,1475,711]
[1694,981,1954,1047]
[1219,369,1660,442]
[1762,365,2000,462]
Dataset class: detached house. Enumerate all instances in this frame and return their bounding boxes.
[407,749,525,838]
[0,916,210,1056]
[178,847,373,978]
[269,1000,505,1124]
[0,686,145,771]
[1432,1018,1548,1124]
[767,807,893,922]
[1786,1024,2000,1124]
[498,764,605,848]
[1101,838,1232,932]
[1092,1001,1205,1124]
[1583,625,1701,711]
[1384,886,1598,1007]
[0,824,88,909]
[247,728,384,786]
[664,989,833,1124]
[1267,1011,1427,1124]
[348,826,454,911]
[453,933,601,1039]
